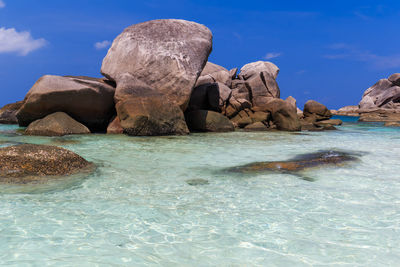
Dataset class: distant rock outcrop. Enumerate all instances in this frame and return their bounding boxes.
[359,73,400,109]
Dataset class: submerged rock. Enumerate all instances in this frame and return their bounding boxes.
[228,150,360,174]
[186,178,209,186]
[0,144,94,184]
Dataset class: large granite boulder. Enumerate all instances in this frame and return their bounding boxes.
[195,62,231,87]
[265,99,301,131]
[187,82,231,112]
[185,110,234,132]
[116,96,189,136]
[0,144,93,184]
[237,61,280,109]
[303,100,332,122]
[359,76,400,109]
[16,75,116,131]
[101,19,213,111]
[0,100,24,124]
[334,105,360,116]
[25,112,90,136]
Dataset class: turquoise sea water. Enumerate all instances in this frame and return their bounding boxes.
[1,117,400,266]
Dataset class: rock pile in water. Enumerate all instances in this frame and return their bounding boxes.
[0,19,336,136]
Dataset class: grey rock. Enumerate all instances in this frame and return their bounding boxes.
[359,78,400,109]
[285,96,297,110]
[101,19,213,111]
[25,112,90,136]
[238,61,279,80]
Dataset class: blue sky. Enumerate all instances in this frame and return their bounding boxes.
[0,0,399,109]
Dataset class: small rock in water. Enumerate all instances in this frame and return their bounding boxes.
[186,179,209,186]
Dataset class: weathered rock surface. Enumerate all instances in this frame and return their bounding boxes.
[16,75,116,131]
[359,75,400,109]
[196,62,231,87]
[106,116,123,134]
[116,96,189,136]
[0,144,93,184]
[235,61,280,109]
[0,101,24,124]
[265,99,301,131]
[25,112,90,136]
[244,122,270,131]
[187,82,231,112]
[101,19,213,111]
[358,109,400,122]
[185,110,234,132]
[303,100,332,122]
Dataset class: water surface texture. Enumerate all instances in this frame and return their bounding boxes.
[1,118,400,266]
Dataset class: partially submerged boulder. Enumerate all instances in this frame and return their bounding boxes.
[265,99,301,131]
[185,110,234,132]
[116,96,189,136]
[0,144,93,184]
[303,100,332,122]
[0,100,24,124]
[101,19,213,111]
[25,112,91,136]
[16,75,116,131]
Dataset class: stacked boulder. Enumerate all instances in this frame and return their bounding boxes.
[299,100,341,131]
[187,61,302,131]
[359,73,400,110]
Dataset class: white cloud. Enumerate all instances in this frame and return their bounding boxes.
[0,27,47,56]
[324,42,400,69]
[0,0,5,8]
[264,52,282,60]
[94,40,111,50]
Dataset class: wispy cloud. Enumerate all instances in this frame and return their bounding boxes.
[324,42,400,69]
[296,70,307,75]
[94,40,111,50]
[264,52,282,60]
[0,27,47,56]
[0,0,5,8]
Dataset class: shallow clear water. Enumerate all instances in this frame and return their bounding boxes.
[1,118,400,266]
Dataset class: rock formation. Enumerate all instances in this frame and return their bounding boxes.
[359,73,400,109]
